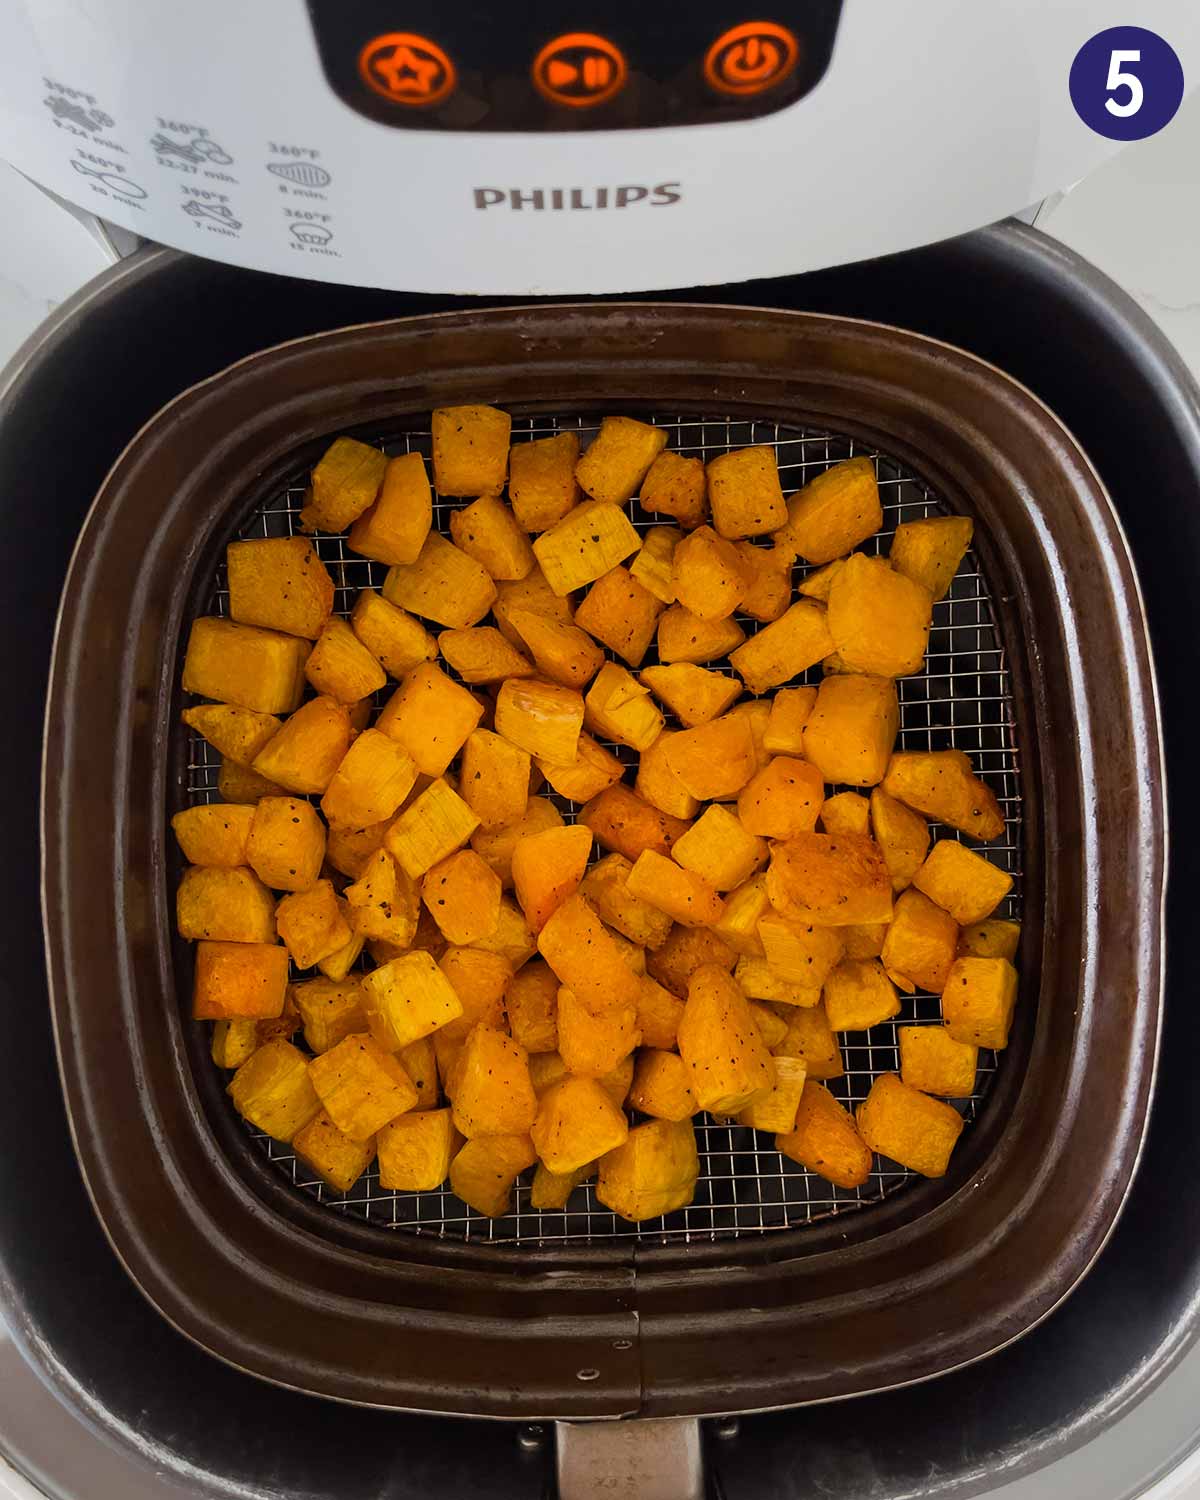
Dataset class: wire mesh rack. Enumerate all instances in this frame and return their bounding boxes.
[183,412,1023,1247]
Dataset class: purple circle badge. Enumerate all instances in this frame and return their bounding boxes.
[1070,27,1185,141]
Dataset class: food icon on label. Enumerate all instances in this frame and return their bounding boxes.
[69,159,147,198]
[703,21,800,97]
[358,32,456,107]
[182,199,242,229]
[531,32,628,108]
[44,95,114,132]
[289,221,333,245]
[152,132,234,166]
[267,161,332,188]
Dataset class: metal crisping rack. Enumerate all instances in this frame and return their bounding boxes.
[184,414,1022,1246]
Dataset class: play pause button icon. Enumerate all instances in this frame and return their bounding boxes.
[532,32,628,107]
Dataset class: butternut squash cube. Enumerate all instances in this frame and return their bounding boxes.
[738,757,824,840]
[437,626,532,685]
[639,450,707,528]
[639,663,741,728]
[729,699,773,772]
[754,1005,793,1060]
[460,728,530,831]
[959,919,1021,961]
[383,532,497,629]
[636,978,686,1049]
[820,791,870,837]
[776,1079,870,1187]
[434,947,512,1077]
[316,903,364,981]
[302,437,387,532]
[766,832,893,926]
[584,661,664,752]
[627,850,724,928]
[362,949,464,1051]
[607,928,647,976]
[467,897,537,972]
[308,1033,417,1141]
[512,824,593,933]
[228,1039,321,1141]
[777,456,882,565]
[912,838,1013,925]
[580,853,673,950]
[532,1075,629,1172]
[432,404,511,496]
[798,559,844,602]
[293,1110,375,1193]
[635,731,700,821]
[508,431,580,532]
[841,921,889,959]
[507,609,603,690]
[706,446,788,539]
[350,589,437,677]
[629,524,680,604]
[596,1117,699,1221]
[449,493,535,580]
[532,501,642,595]
[529,1051,570,1097]
[870,787,930,891]
[801,673,899,788]
[537,894,643,1014]
[471,794,563,886]
[376,661,483,776]
[450,1133,536,1217]
[450,1026,537,1138]
[656,604,746,664]
[194,939,289,1020]
[575,565,664,667]
[729,601,835,695]
[671,525,749,622]
[321,730,418,830]
[212,1018,259,1070]
[823,958,900,1032]
[344,848,420,946]
[346,450,432,565]
[492,565,574,648]
[757,915,845,987]
[663,713,757,800]
[398,1035,440,1109]
[422,848,502,945]
[881,888,959,994]
[537,732,623,804]
[385,777,480,879]
[647,925,736,998]
[251,696,352,795]
[377,1107,459,1191]
[246,796,325,891]
[738,1054,807,1133]
[898,1024,978,1098]
[890,514,974,601]
[226,535,334,640]
[530,1161,594,1210]
[275,878,350,969]
[182,617,310,715]
[172,803,255,868]
[671,804,766,892]
[628,1050,696,1122]
[772,1005,844,1079]
[505,959,559,1054]
[736,541,792,622]
[713,875,771,957]
[580,782,689,861]
[182,703,282,766]
[304,618,387,704]
[858,1073,964,1177]
[678,963,774,1113]
[882,749,1005,842]
[828,553,933,677]
[734,956,820,1007]
[216,758,285,804]
[942,956,1018,1048]
[576,415,667,504]
[292,977,368,1054]
[495,676,584,765]
[557,987,640,1075]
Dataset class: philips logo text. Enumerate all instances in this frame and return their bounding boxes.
[473,183,682,211]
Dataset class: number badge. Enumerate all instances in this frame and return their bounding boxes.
[1070,26,1185,141]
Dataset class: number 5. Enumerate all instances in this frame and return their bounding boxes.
[1105,49,1144,116]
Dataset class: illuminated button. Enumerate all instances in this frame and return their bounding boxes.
[532,32,628,108]
[358,32,457,107]
[704,21,800,97]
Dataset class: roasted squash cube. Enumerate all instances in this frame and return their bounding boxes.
[346,450,432,565]
[738,1054,807,1133]
[678,963,774,1113]
[450,493,535,581]
[383,532,497,629]
[492,565,574,647]
[532,501,642,595]
[434,947,512,1078]
[321,730,418,830]
[911,838,1013,925]
[557,987,640,1076]
[729,602,835,694]
[656,604,745,664]
[529,1051,570,1097]
[182,617,310,715]
[628,1049,696,1122]
[537,732,624,804]
[737,757,824,840]
[575,565,663,668]
[182,703,282,767]
[823,958,900,1032]
[537,894,643,1014]
[671,805,766,892]
[226,535,334,640]
[317,903,365,981]
[449,1133,536,1217]
[580,854,673,950]
[766,832,892,927]
[736,541,792,622]
[639,450,706,528]
[530,1161,594,1210]
[532,1076,629,1172]
[576,416,667,504]
[292,977,368,1054]
[898,1025,978,1097]
[798,559,844,602]
[350,589,437,676]
[890,515,973,601]
[820,791,870,837]
[627,850,724,928]
[508,431,580,532]
[757,915,845,987]
[671,525,750,621]
[773,1004,844,1079]
[713,876,771,958]
[471,794,563,886]
[870,787,930,891]
[422,848,502,944]
[639,663,740,728]
[706,446,788,539]
[882,749,1005,841]
[211,1018,259,1070]
[584,661,664,752]
[858,1073,964,1177]
[942,956,1018,1048]
[460,728,531,831]
[173,803,256,868]
[385,777,480,879]
[629,524,680,604]
[246,796,325,891]
[734,956,820,1007]
[451,1026,537,1138]
[495,676,584,765]
[508,609,603,690]
[512,824,593,932]
[275,879,351,969]
[194,940,288,1020]
[438,626,532,685]
[635,731,700,820]
[881,888,959,993]
[663,713,757,800]
[474,896,536,970]
[376,662,483,776]
[432,404,510,496]
[377,1107,459,1191]
[959,919,1021,960]
[344,848,420,946]
[302,437,387,532]
[841,921,889,959]
[802,673,899,787]
[304,618,387,704]
[646,924,736,998]
[777,456,882,564]
[754,1005,793,1059]
[228,1039,321,1141]
[505,959,560,1054]
[580,782,689,861]
[362,949,464,1050]
[729,699,773,773]
[397,1035,440,1109]
[293,1110,375,1193]
[636,978,686,1049]
[596,1117,699,1221]
[251,696,352,795]
[308,1033,417,1141]
[828,553,933,677]
[776,1080,870,1187]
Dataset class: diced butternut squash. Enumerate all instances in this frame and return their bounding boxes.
[672,525,750,620]
[580,854,673,950]
[737,757,824,840]
[735,541,792,622]
[215,756,286,804]
[841,921,888,960]
[898,1025,978,1097]
[827,553,933,677]
[574,565,663,667]
[576,416,667,504]
[762,686,817,755]
[881,888,959,994]
[802,673,898,787]
[532,1076,629,1172]
[506,959,559,1054]
[647,924,736,998]
[672,804,766,891]
[308,1033,417,1141]
[533,501,642,596]
[304,618,388,704]
[530,1161,594,1210]
[870,787,930,892]
[739,1054,807,1133]
[182,703,282,767]
[383,532,497,629]
[656,604,745,664]
[639,663,741,728]
[385,777,480,879]
[421,849,502,945]
[376,661,484,776]
[882,750,1005,842]
[434,948,512,1075]
[729,699,772,771]
[942,956,1018,1048]
[293,1109,375,1193]
[251,696,352,795]
[636,978,686,1050]
[350,589,437,676]
[344,848,420,946]
[450,1026,537,1138]
[211,1019,259,1070]
[777,456,882,565]
[194,940,289,1020]
[495,676,584,765]
[734,956,819,1007]
[537,733,624,804]
[537,894,643,1014]
[438,626,532,685]
[511,825,592,933]
[627,850,724,928]
[640,450,706,528]
[377,1107,459,1190]
[508,608,604,689]
[492,565,574,647]
[772,1005,844,1080]
[858,1073,964,1177]
[890,515,973,600]
[362,949,464,1050]
[450,494,535,581]
[529,1051,569,1097]
[662,713,757,800]
[508,431,580,532]
[749,1001,789,1050]
[729,601,835,695]
[471,896,537,972]
[629,525,680,603]
[450,1133,536,1217]
[321,729,418,829]
[316,903,364,981]
[177,864,276,947]
[292,977,368,1054]
[911,838,1013,925]
[182,617,310,715]
[471,794,563,886]
[432,405,511,496]
[246,796,326,891]
[584,661,664,752]
[757,915,845,987]
[822,958,900,1032]
[596,1117,699,1221]
[706,446,788,539]
[820,791,871,837]
[226,536,334,640]
[228,1039,321,1141]
[628,1049,696,1122]
[398,1036,439,1108]
[275,879,351,969]
[776,1080,870,1187]
[557,987,640,1076]
[346,451,432,565]
[713,876,771,957]
[579,783,689,863]
[678,963,774,1113]
[172,803,256,868]
[959,919,1021,961]
[635,731,700,820]
[797,559,844,603]
[302,437,387,532]
[460,727,531,831]
[766,832,893,926]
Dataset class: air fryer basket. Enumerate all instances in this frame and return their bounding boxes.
[42,304,1162,1420]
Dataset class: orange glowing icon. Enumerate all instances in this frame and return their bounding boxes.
[532,32,628,108]
[704,20,800,96]
[358,31,457,107]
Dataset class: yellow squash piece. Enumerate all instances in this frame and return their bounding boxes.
[575,415,668,505]
[596,1117,699,1221]
[713,876,771,958]
[460,728,531,831]
[735,541,792,622]
[880,888,959,994]
[882,749,1005,841]
[734,956,819,1007]
[797,559,845,602]
[344,847,420,946]
[537,894,643,1014]
[292,977,368,1054]
[176,865,276,944]
[766,832,892,927]
[304,617,388,704]
[246,796,325,891]
[739,1054,807,1134]
[532,501,642,596]
[422,848,503,945]
[772,1004,844,1079]
[385,777,481,879]
[251,696,352,795]
[671,525,750,620]
[505,959,560,1054]
[557,987,641,1076]
[537,732,624,804]
[857,1073,964,1177]
[820,791,871,837]
[656,604,745,664]
[890,514,974,600]
[898,1025,978,1098]
[226,536,334,640]
[470,794,563,886]
[182,703,282,767]
[777,456,882,564]
[762,686,817,754]
[639,662,741,728]
[584,661,664,752]
[377,1108,460,1191]
[959,918,1021,961]
[647,925,736,999]
[635,731,699,821]
[776,1079,871,1187]
[580,853,673,950]
[228,1039,322,1141]
[172,803,256,868]
[729,601,835,694]
[211,1019,259,1070]
[627,850,724,928]
[639,450,707,529]
[492,565,574,647]
[350,589,437,676]
[574,565,664,667]
[450,493,535,581]
[508,431,581,532]
[636,978,686,1050]
[628,1049,696,1123]
[911,838,1013,925]
[508,608,604,689]
[822,958,900,1032]
[376,661,484,776]
[275,879,352,969]
[308,1033,418,1141]
[383,532,498,628]
[757,915,845,988]
[321,729,418,830]
[577,783,684,864]
[182,616,310,716]
[193,940,289,1020]
[346,450,432,565]
[495,676,584,765]
[802,673,899,787]
[827,553,933,677]
[737,757,824,840]
[671,805,766,892]
[869,787,930,891]
[449,1133,537,1217]
[431,404,511,496]
[438,626,532,685]
[532,1076,629,1172]
[302,436,387,532]
[662,712,757,800]
[629,524,681,603]
[677,963,774,1113]
[706,445,788,539]
[942,956,1018,1048]
[511,824,593,933]
[293,1110,375,1193]
[530,1160,595,1210]
[451,1026,537,1138]
[362,949,464,1050]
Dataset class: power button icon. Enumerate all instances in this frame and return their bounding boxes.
[704,21,800,97]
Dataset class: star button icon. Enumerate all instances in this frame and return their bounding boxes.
[358,32,458,108]
[374,44,440,96]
